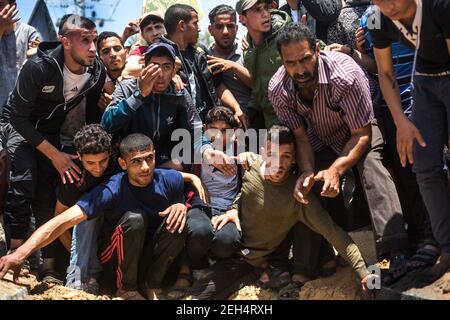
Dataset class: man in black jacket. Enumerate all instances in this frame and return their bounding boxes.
[0,15,106,281]
[161,4,247,129]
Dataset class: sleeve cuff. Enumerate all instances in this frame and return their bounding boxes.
[125,94,144,111]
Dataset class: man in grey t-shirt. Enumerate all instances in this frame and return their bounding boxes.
[206,4,253,129]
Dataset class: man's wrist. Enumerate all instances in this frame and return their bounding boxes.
[348,46,354,56]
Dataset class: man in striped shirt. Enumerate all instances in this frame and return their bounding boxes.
[269,24,410,284]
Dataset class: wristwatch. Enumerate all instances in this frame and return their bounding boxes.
[133,89,145,101]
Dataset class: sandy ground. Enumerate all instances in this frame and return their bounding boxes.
[7,264,366,300]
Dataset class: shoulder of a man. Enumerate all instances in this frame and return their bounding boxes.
[156,168,183,192]
[322,51,363,84]
[268,66,290,103]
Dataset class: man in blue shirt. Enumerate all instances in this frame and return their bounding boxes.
[0,133,188,300]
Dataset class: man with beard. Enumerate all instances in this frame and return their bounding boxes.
[269,24,411,285]
[206,4,252,129]
[0,15,106,282]
[236,0,291,129]
[96,31,128,111]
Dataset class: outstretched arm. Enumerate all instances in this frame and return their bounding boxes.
[0,205,87,280]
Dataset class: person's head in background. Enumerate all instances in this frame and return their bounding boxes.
[164,4,200,49]
[263,125,296,183]
[97,31,126,79]
[372,0,416,21]
[237,0,272,34]
[272,0,279,9]
[139,12,166,44]
[74,124,112,178]
[204,106,239,150]
[144,42,177,93]
[208,5,238,51]
[57,15,98,71]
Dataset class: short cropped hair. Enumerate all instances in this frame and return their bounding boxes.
[97,31,123,54]
[58,14,96,36]
[119,133,154,158]
[164,4,196,37]
[208,5,236,24]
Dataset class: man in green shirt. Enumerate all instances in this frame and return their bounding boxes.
[237,0,291,129]
[188,125,375,300]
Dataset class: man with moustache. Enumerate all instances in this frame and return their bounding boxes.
[0,15,106,279]
[206,4,252,129]
[96,31,128,111]
[269,24,411,285]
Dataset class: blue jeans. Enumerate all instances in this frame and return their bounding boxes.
[412,74,450,253]
[66,216,103,287]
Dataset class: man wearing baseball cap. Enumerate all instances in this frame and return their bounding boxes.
[235,0,291,130]
[102,42,202,171]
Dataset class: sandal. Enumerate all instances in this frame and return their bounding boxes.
[41,270,64,286]
[278,280,305,300]
[406,248,440,271]
[256,265,291,290]
[383,255,409,286]
[166,273,193,300]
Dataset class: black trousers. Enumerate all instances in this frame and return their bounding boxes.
[1,123,58,258]
[98,210,187,291]
[375,106,435,248]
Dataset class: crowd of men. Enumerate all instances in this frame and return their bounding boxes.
[0,0,449,300]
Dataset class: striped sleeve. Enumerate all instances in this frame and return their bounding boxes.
[336,71,374,131]
[269,68,304,131]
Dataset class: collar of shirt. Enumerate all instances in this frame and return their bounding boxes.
[392,0,422,48]
[209,41,241,60]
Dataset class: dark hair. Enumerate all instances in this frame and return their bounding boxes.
[97,31,123,54]
[140,14,164,32]
[267,125,295,146]
[144,47,175,66]
[58,14,96,36]
[208,5,236,24]
[205,106,239,128]
[119,133,154,158]
[164,4,197,36]
[276,23,316,54]
[74,124,112,156]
